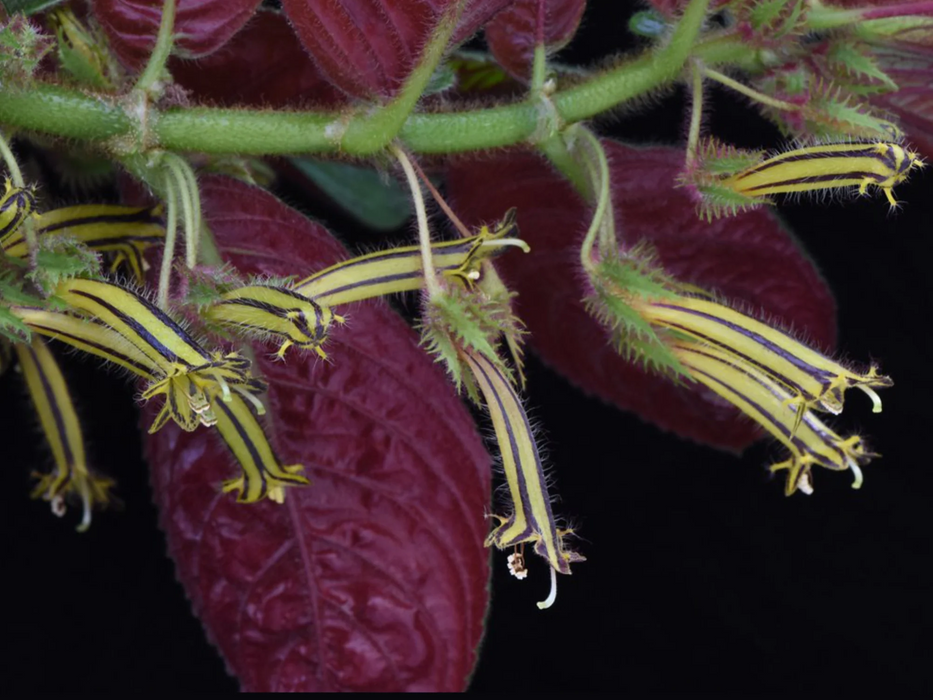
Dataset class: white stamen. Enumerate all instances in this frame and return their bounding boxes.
[51,495,66,517]
[797,472,814,495]
[483,238,530,253]
[856,384,883,414]
[848,458,864,490]
[507,553,528,580]
[235,386,267,416]
[536,567,558,610]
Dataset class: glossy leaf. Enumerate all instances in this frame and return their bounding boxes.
[485,0,587,81]
[145,176,492,691]
[280,0,516,98]
[169,9,344,108]
[446,142,837,452]
[92,0,262,71]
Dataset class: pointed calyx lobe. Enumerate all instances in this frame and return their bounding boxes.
[92,0,263,71]
[280,0,516,98]
[446,142,837,452]
[485,0,587,81]
[144,176,492,691]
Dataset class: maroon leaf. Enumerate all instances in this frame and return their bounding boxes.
[280,0,516,99]
[93,0,262,71]
[446,142,837,452]
[169,9,345,108]
[877,89,933,160]
[145,176,491,691]
[485,0,587,81]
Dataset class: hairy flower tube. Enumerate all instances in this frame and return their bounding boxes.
[215,393,309,504]
[462,349,583,609]
[50,279,267,433]
[14,336,113,530]
[674,342,875,496]
[292,212,525,306]
[684,140,925,217]
[1,203,165,283]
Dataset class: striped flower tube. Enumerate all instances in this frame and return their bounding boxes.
[14,336,113,530]
[720,141,924,209]
[632,294,892,424]
[674,341,875,495]
[1,204,165,283]
[293,214,525,306]
[462,349,583,609]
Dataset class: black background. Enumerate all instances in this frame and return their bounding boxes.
[2,0,932,693]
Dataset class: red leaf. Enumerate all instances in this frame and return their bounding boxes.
[169,9,345,108]
[145,176,491,691]
[485,0,587,81]
[446,143,837,452]
[878,89,933,160]
[280,0,516,98]
[93,0,262,71]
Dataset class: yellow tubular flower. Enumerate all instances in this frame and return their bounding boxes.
[2,204,165,284]
[721,142,924,209]
[293,211,525,306]
[204,285,345,360]
[216,393,309,504]
[14,337,113,531]
[462,349,583,609]
[54,278,265,425]
[674,342,875,496]
[0,179,36,241]
[633,294,891,421]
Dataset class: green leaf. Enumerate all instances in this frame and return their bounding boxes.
[1,0,66,16]
[290,158,413,232]
[0,305,30,343]
[628,10,668,38]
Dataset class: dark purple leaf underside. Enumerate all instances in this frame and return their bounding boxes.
[485,0,587,80]
[93,0,262,71]
[144,176,492,691]
[280,0,516,98]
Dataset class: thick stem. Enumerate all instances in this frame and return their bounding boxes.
[134,0,176,93]
[0,0,740,156]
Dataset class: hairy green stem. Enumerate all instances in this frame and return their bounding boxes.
[0,0,738,157]
[576,129,612,272]
[703,66,800,111]
[686,62,704,167]
[157,180,177,309]
[391,145,439,297]
[341,1,466,154]
[134,0,176,93]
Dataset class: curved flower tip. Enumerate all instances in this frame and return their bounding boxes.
[215,394,310,505]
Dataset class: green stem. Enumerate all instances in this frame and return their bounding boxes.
[539,131,591,197]
[341,1,466,155]
[531,0,548,93]
[576,129,612,273]
[0,0,742,157]
[134,0,176,93]
[703,66,800,111]
[685,62,704,167]
[391,145,439,297]
[157,178,178,309]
